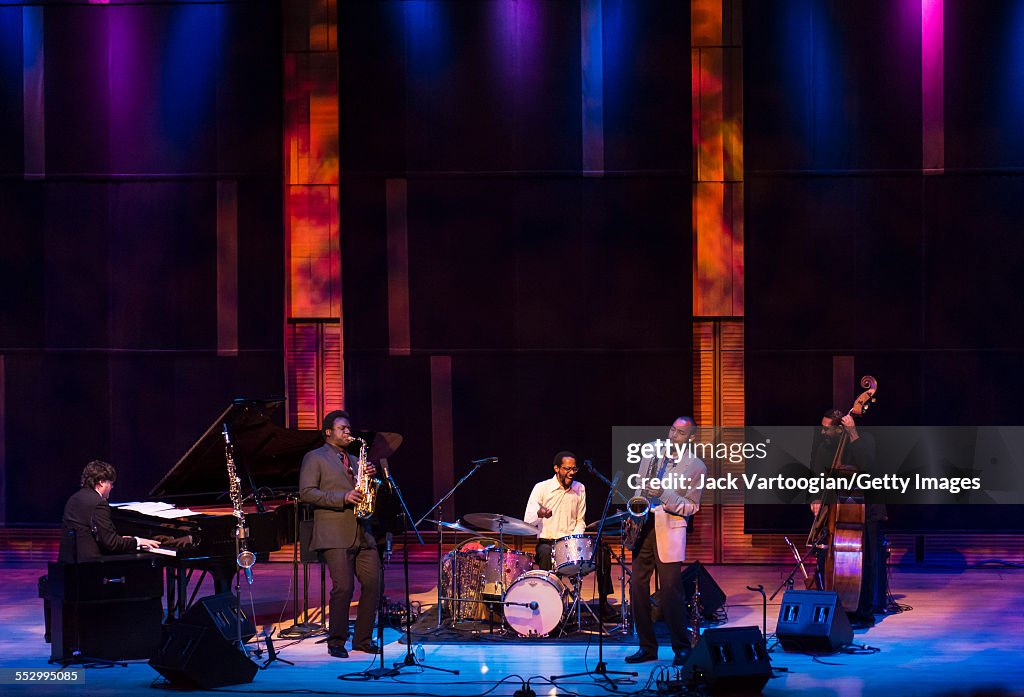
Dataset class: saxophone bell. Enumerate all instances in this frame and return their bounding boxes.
[627,496,651,518]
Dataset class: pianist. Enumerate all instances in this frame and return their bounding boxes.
[58,460,161,563]
[299,410,381,659]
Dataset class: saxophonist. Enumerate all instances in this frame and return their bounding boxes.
[299,410,381,659]
[626,417,707,667]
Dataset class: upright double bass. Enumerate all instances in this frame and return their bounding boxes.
[805,376,878,611]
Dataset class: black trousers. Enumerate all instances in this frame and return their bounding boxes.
[322,528,380,647]
[535,539,556,571]
[631,521,688,655]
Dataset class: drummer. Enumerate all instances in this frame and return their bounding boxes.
[524,451,586,571]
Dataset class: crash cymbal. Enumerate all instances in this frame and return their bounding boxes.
[424,519,476,534]
[463,512,538,536]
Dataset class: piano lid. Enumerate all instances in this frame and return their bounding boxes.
[149,399,322,502]
[149,399,404,504]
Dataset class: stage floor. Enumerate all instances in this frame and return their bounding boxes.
[2,561,1022,696]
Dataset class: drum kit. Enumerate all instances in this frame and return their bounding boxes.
[431,512,624,638]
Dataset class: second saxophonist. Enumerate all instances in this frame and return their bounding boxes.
[625,417,707,667]
[299,410,381,659]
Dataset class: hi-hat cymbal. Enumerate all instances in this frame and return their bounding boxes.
[424,519,476,534]
[463,513,538,536]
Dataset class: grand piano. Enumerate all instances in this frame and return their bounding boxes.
[111,398,404,619]
[111,399,323,617]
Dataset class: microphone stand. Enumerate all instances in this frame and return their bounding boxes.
[415,459,490,632]
[583,460,633,634]
[551,470,637,691]
[369,461,456,677]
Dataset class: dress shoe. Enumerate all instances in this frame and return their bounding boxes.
[327,644,349,658]
[624,649,658,664]
[672,648,692,667]
[353,641,381,654]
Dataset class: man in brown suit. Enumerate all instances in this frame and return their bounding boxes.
[299,410,380,658]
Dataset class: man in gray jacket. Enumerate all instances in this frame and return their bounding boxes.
[299,410,380,658]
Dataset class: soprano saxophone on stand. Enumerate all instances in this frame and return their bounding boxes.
[223,423,256,583]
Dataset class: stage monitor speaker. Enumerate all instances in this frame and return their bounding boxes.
[149,622,258,689]
[48,598,162,662]
[776,589,853,653]
[181,592,256,643]
[681,560,727,620]
[680,626,771,695]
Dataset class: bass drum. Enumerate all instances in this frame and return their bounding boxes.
[439,537,497,622]
[503,570,567,637]
[481,549,535,598]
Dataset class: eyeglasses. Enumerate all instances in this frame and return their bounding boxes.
[559,467,578,473]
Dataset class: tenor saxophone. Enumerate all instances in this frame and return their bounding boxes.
[351,436,379,520]
[622,456,657,550]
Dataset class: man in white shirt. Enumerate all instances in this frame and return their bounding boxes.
[524,451,586,571]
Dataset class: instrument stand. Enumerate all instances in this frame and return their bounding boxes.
[416,461,487,631]
[551,471,636,690]
[745,584,767,641]
[260,632,294,669]
[770,541,819,601]
[379,464,458,676]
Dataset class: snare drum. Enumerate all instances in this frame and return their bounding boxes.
[481,549,535,598]
[503,570,567,637]
[551,534,595,576]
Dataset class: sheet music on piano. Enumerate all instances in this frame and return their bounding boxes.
[112,501,201,518]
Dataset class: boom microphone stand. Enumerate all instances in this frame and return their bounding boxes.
[583,460,634,634]
[552,470,636,691]
[416,457,493,632]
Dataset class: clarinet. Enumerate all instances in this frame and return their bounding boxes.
[223,424,256,583]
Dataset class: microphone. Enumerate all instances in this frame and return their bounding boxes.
[471,457,499,465]
[528,601,539,610]
[583,459,594,472]
[379,459,391,480]
[244,567,253,584]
